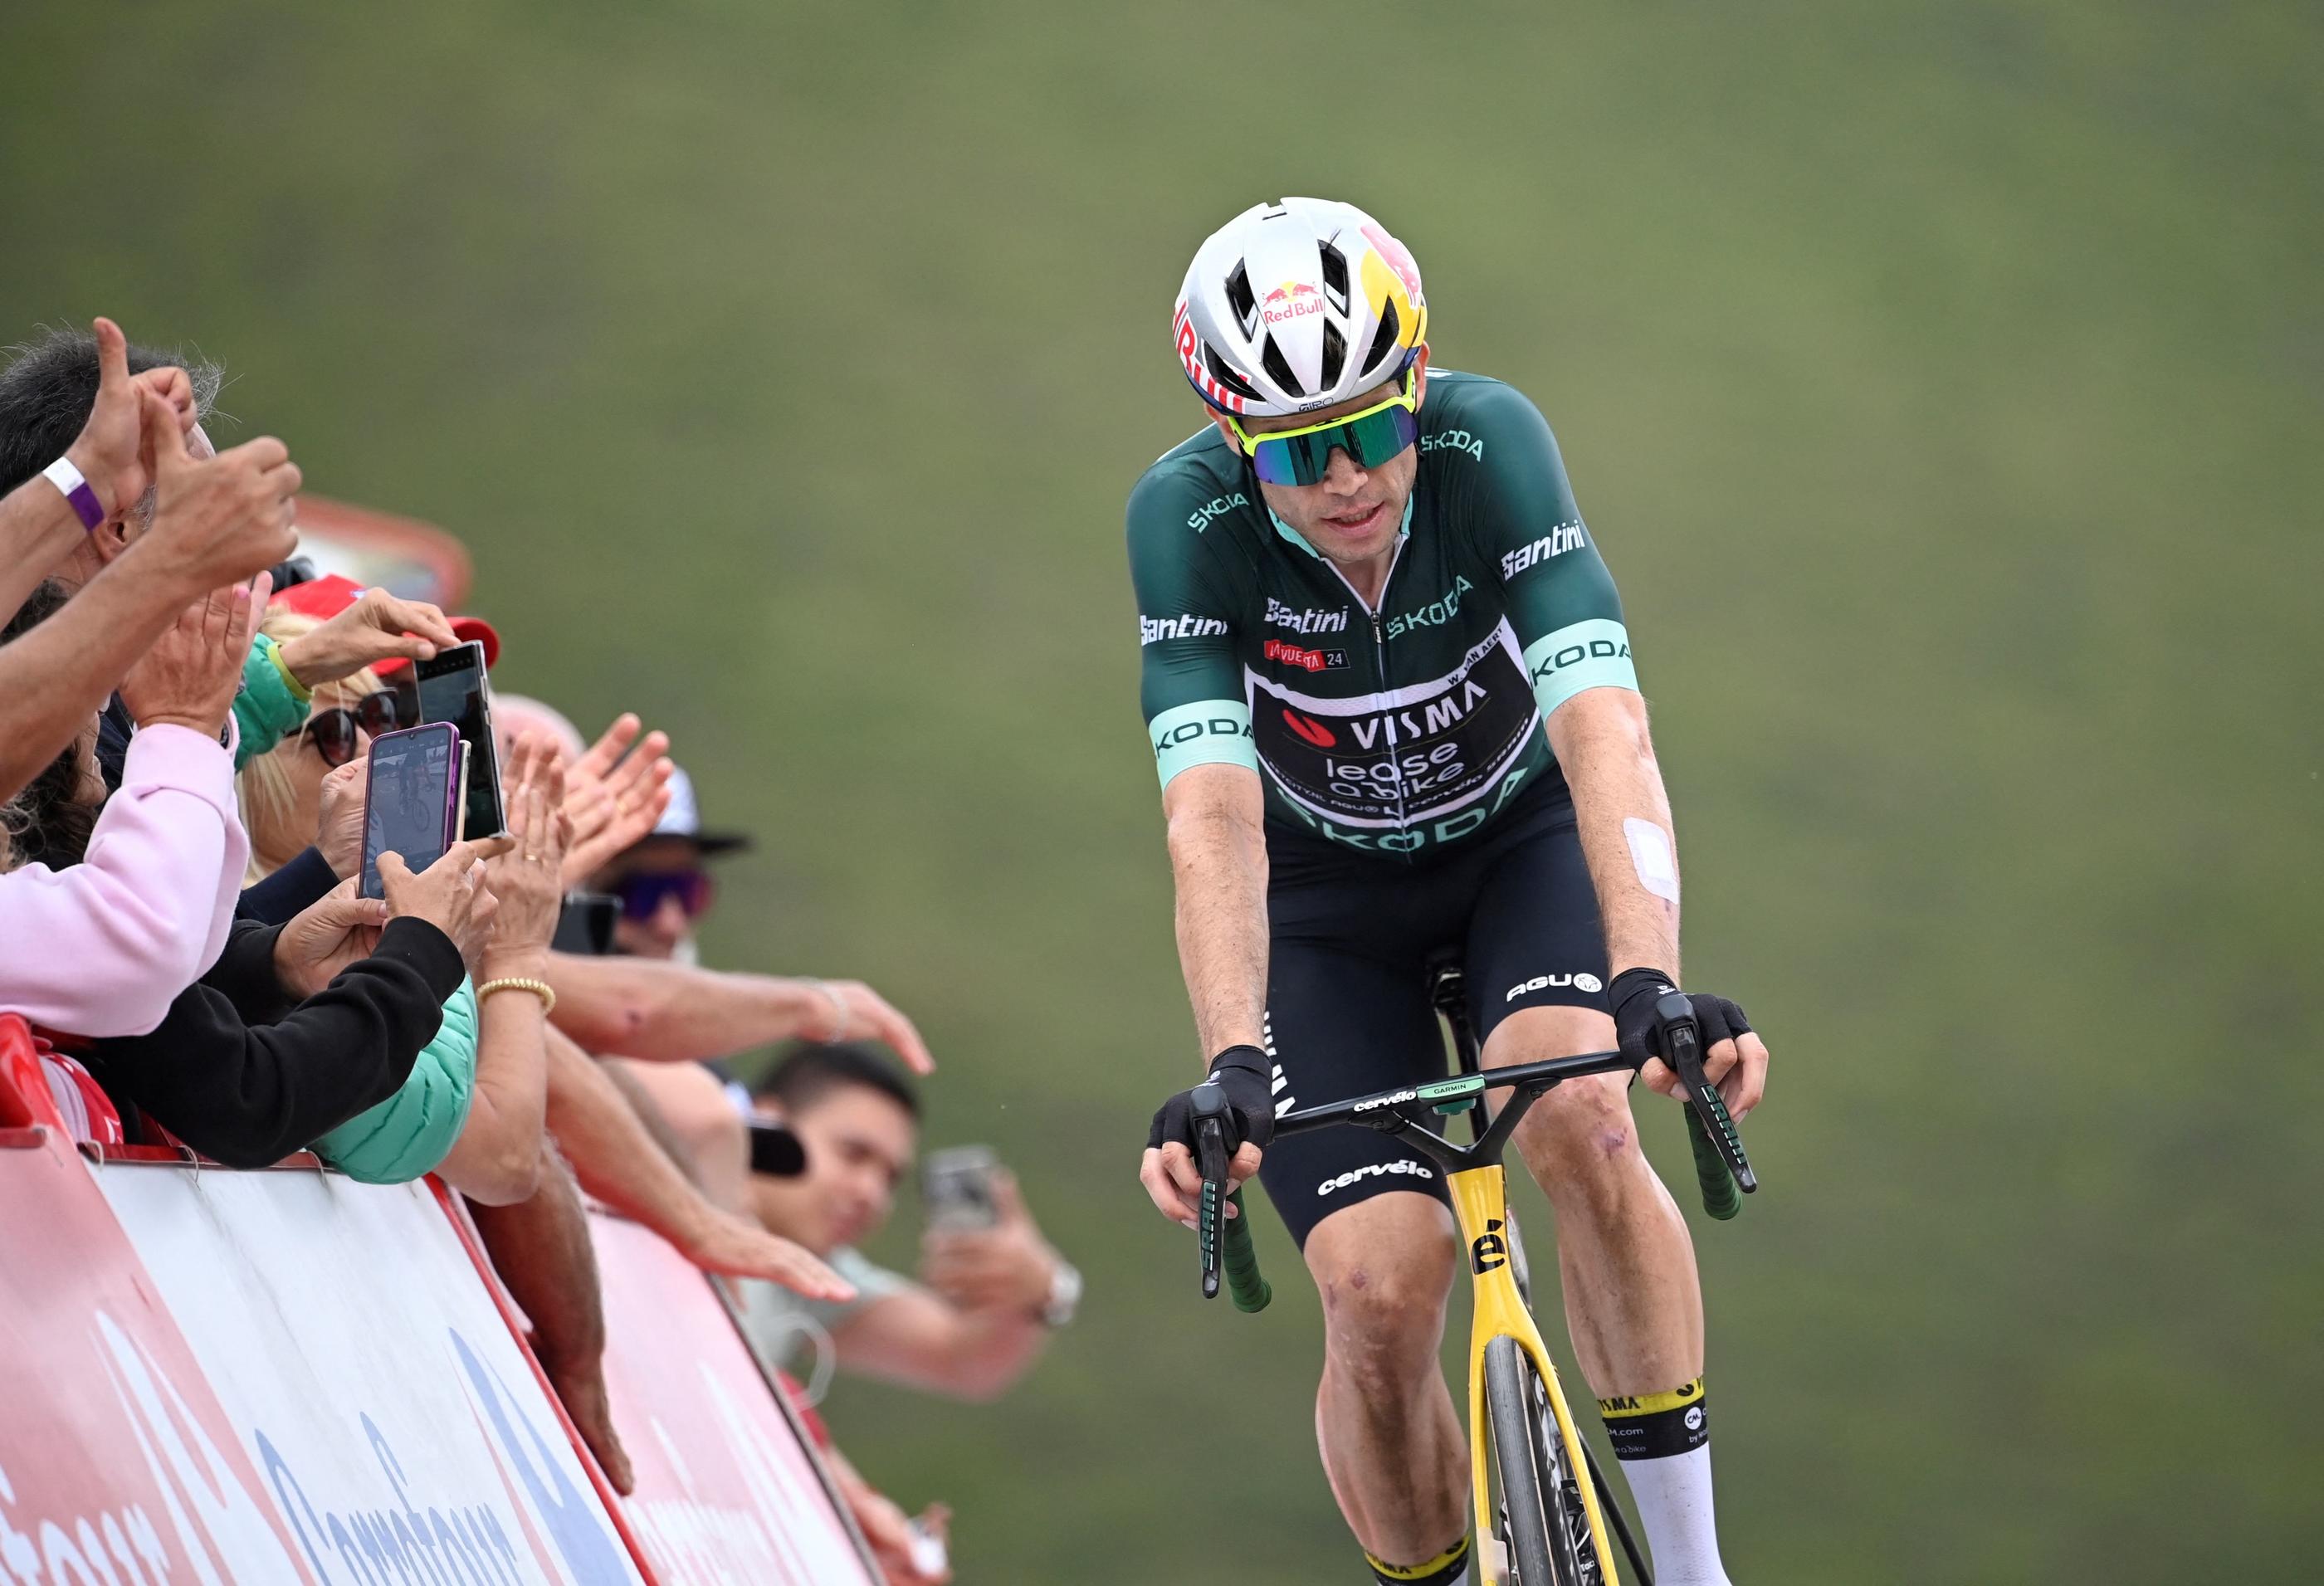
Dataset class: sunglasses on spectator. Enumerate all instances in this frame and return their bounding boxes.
[300,692,412,767]
[616,869,716,922]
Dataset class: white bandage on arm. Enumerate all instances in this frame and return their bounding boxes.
[1623,817,1681,904]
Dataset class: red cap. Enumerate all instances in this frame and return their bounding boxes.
[269,573,499,676]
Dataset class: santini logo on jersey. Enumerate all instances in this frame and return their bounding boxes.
[1501,521,1587,580]
[1140,613,1229,645]
[1264,597,1349,635]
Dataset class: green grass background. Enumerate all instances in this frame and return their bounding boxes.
[6,3,2319,1579]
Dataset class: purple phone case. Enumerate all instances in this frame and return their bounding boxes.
[360,723,464,897]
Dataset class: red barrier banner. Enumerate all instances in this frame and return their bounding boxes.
[0,1098,316,1583]
[96,1163,650,1585]
[588,1213,879,1585]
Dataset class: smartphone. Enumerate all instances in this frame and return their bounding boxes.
[922,1145,1002,1232]
[414,641,505,841]
[359,723,464,900]
[748,1119,807,1178]
[551,893,619,955]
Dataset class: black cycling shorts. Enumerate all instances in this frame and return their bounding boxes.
[1257,775,1612,1250]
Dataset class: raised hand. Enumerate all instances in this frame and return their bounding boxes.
[481,736,569,979]
[378,835,514,969]
[559,712,675,886]
[921,1170,1060,1315]
[62,317,198,523]
[315,758,369,880]
[681,1207,854,1302]
[117,571,271,739]
[276,586,460,689]
[136,386,300,593]
[797,978,937,1075]
[272,877,394,998]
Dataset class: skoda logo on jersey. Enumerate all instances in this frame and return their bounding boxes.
[1186,493,1248,532]
[1384,576,1474,642]
[1265,597,1350,636]
[1505,971,1604,1003]
[1420,428,1486,462]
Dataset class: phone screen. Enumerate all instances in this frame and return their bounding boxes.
[921,1145,1002,1231]
[415,642,505,840]
[361,725,461,899]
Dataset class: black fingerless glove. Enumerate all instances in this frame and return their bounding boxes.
[1608,969,1752,1067]
[1146,1044,1276,1156]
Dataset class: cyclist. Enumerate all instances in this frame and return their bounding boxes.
[1130,198,1770,1586]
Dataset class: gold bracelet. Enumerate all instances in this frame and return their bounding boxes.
[476,976,556,1016]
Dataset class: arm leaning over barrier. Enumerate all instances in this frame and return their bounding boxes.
[466,1147,636,1494]
[541,1025,852,1301]
[83,915,465,1166]
[544,950,935,1074]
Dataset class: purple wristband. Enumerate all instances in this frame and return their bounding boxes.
[41,456,105,531]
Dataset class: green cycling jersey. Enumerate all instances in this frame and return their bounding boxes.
[1125,369,1638,860]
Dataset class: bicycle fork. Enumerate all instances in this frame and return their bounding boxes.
[1448,1164,1623,1585]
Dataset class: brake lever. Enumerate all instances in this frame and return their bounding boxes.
[1190,1082,1230,1300]
[1657,991,1758,1194]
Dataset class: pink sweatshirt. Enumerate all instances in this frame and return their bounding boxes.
[0,723,249,1037]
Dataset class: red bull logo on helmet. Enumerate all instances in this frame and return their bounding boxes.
[1262,280,1324,326]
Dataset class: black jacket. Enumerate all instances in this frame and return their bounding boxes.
[84,916,463,1169]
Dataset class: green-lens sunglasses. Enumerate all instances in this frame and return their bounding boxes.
[1226,370,1421,487]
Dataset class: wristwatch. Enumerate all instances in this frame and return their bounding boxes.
[1040,1259,1082,1328]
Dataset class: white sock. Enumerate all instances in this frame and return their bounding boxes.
[1621,1442,1730,1586]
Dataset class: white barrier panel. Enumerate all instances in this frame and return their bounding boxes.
[0,1125,318,1584]
[588,1213,877,1586]
[98,1163,649,1586]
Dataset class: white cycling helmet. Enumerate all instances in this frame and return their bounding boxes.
[1171,197,1428,418]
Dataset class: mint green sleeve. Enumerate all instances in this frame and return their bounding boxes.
[310,978,478,1183]
[1126,465,1257,790]
[232,633,313,769]
[1465,383,1641,715]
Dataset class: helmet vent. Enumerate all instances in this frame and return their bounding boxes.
[1360,299,1402,378]
[1320,322,1347,392]
[1318,245,1350,316]
[1259,335,1305,399]
[1204,345,1263,403]
[1224,261,1259,339]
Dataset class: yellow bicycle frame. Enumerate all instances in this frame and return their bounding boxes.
[1447,1164,1623,1585]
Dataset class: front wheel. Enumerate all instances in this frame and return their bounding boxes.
[1482,1337,1597,1585]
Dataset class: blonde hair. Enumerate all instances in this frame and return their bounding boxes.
[237,609,388,882]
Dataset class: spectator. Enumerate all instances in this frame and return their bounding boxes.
[739,1042,1077,1402]
[0,321,455,809]
[0,579,252,1037]
[0,320,297,802]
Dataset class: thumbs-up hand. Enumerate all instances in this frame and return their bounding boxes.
[61,316,198,522]
[137,383,300,591]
